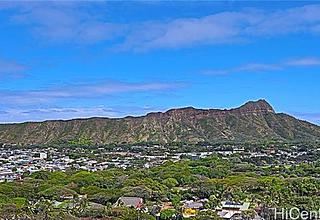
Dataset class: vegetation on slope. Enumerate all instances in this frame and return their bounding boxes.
[0,100,319,145]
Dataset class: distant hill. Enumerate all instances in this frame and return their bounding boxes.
[0,100,319,145]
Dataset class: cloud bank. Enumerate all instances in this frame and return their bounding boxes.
[0,57,28,78]
[2,3,320,51]
[0,81,183,105]
[202,57,320,75]
[0,105,165,123]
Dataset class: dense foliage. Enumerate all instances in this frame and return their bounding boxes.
[1,155,320,219]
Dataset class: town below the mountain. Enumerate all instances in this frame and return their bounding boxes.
[0,141,319,219]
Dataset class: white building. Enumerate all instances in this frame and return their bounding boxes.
[40,152,48,159]
[217,201,250,219]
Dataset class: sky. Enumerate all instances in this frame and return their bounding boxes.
[0,1,320,124]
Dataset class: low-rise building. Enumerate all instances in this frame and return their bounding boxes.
[182,200,204,218]
[217,201,250,219]
[113,196,143,209]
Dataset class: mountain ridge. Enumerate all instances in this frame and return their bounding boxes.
[0,99,319,145]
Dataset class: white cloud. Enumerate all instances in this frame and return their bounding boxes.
[202,57,320,75]
[0,57,28,78]
[2,3,320,50]
[0,81,184,105]
[285,57,320,66]
[6,2,124,44]
[0,107,117,123]
[118,4,320,51]
[117,12,257,51]
[0,105,164,123]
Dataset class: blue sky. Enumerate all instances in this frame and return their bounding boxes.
[0,1,320,124]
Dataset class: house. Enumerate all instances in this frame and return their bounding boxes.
[182,200,204,218]
[161,202,175,211]
[217,201,250,219]
[0,170,15,182]
[113,196,143,209]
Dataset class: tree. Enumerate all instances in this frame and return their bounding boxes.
[163,178,179,188]
[160,209,177,220]
[242,209,256,220]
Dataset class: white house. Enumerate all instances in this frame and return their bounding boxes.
[217,201,250,219]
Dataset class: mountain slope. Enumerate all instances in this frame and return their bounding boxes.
[0,100,319,145]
